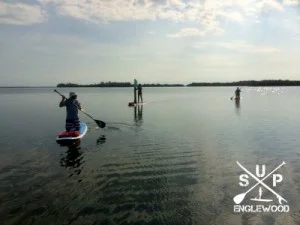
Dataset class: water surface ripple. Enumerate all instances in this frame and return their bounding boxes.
[0,87,300,225]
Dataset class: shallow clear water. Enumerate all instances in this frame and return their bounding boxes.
[0,87,300,225]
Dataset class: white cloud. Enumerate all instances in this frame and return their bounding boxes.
[283,0,300,6]
[264,0,284,11]
[39,0,168,22]
[168,28,205,38]
[33,0,293,40]
[0,2,45,25]
[36,0,290,39]
[0,0,289,30]
[194,40,280,53]
[218,11,245,23]
[167,0,186,9]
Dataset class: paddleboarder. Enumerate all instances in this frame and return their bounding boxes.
[59,92,82,131]
[137,84,143,103]
[235,87,241,99]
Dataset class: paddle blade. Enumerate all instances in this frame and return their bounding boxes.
[96,120,106,128]
[233,193,246,204]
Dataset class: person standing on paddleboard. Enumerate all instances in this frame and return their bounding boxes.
[59,92,82,131]
[235,87,241,99]
[137,84,143,103]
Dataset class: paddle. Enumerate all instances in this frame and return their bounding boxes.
[54,89,106,128]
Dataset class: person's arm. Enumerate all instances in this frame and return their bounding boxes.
[78,103,82,110]
[59,97,66,107]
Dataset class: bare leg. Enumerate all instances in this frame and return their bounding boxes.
[138,94,142,103]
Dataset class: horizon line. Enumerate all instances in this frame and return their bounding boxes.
[2,79,300,88]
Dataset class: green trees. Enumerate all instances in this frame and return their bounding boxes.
[187,80,300,87]
[57,82,184,87]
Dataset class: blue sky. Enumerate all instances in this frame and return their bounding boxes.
[0,0,300,86]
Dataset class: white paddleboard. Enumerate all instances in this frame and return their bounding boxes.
[128,102,149,107]
[133,102,147,106]
[56,123,88,142]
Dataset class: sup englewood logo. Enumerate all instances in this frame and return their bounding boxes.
[233,161,289,213]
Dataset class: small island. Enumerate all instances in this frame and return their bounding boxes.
[187,80,300,87]
[57,82,132,87]
[57,82,184,87]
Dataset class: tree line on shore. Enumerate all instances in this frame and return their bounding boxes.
[57,80,300,87]
[57,82,131,87]
[187,80,300,86]
[57,82,184,87]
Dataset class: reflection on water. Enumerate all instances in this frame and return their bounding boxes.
[60,141,84,179]
[253,87,288,96]
[97,135,107,146]
[134,105,143,127]
[105,122,139,132]
[235,99,240,115]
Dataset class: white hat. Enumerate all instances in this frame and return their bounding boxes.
[69,92,77,98]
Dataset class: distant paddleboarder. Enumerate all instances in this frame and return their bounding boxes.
[59,92,82,131]
[235,87,241,100]
[128,79,143,106]
[137,84,143,103]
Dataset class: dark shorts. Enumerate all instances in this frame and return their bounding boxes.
[66,118,80,131]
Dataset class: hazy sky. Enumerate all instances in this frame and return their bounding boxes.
[0,0,300,86]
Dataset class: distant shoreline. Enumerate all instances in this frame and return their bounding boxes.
[56,82,184,88]
[1,80,300,88]
[0,86,55,88]
[57,80,300,87]
[187,80,300,87]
